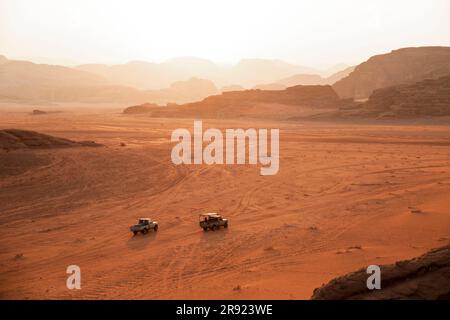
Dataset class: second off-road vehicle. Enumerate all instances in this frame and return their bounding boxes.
[199,213,228,231]
[130,218,158,235]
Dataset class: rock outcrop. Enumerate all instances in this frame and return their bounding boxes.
[328,76,450,119]
[0,129,101,150]
[31,109,47,115]
[311,245,450,300]
[191,84,341,109]
[122,103,162,114]
[124,85,343,120]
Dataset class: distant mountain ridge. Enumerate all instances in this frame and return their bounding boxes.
[0,54,345,104]
[2,46,450,111]
[77,58,321,90]
[0,56,218,104]
[254,66,355,90]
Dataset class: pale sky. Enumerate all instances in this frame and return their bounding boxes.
[1,0,449,68]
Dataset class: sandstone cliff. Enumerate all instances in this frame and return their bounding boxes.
[333,47,450,99]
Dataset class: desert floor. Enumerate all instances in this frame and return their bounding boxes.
[1,109,449,299]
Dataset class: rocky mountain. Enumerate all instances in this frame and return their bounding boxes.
[253,66,355,89]
[220,84,246,92]
[227,59,318,88]
[277,74,325,87]
[77,58,320,90]
[158,77,218,103]
[77,57,222,90]
[325,66,355,85]
[0,57,218,104]
[124,85,343,119]
[333,46,450,99]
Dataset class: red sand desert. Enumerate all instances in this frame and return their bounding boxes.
[1,108,449,299]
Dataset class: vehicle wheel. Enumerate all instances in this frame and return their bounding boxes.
[224,222,228,228]
[203,227,207,231]
[142,229,148,235]
[133,231,137,236]
[211,225,216,231]
[154,225,158,232]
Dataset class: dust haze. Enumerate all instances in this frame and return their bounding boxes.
[1,0,450,300]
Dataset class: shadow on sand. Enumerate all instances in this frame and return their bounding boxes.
[199,227,230,242]
[126,231,158,250]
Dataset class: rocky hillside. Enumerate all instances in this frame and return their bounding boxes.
[123,103,162,114]
[123,85,343,119]
[194,84,341,108]
[0,129,101,150]
[333,47,450,99]
[252,66,355,90]
[363,76,450,117]
[311,245,450,300]
[330,76,450,119]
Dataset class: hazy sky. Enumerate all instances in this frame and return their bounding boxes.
[1,0,449,68]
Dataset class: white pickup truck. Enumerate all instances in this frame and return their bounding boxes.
[130,218,159,235]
